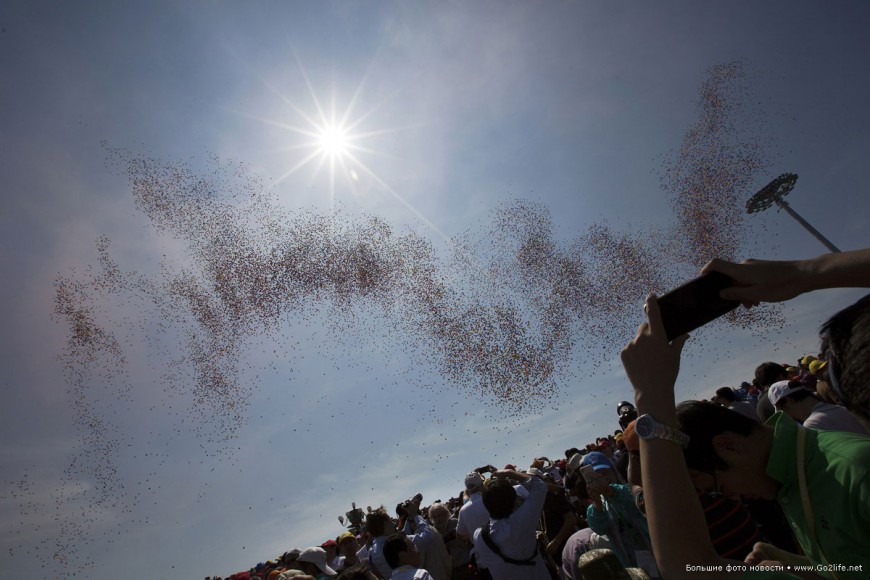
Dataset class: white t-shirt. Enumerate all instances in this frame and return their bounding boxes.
[472,477,550,580]
[804,402,869,435]
[456,492,489,538]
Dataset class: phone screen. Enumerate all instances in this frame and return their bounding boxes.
[579,465,601,485]
[657,271,740,341]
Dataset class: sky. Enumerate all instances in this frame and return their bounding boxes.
[1,1,869,578]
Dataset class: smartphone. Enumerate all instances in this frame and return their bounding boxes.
[657,271,740,342]
[579,465,601,485]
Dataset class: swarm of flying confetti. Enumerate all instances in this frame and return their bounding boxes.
[662,60,771,268]
[21,60,792,574]
[660,59,786,330]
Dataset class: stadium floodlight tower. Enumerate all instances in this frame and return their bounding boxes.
[746,173,841,253]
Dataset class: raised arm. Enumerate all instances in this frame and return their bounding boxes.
[621,295,732,579]
[701,248,870,307]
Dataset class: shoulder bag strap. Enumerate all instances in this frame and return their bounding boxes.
[796,426,838,580]
[480,524,537,566]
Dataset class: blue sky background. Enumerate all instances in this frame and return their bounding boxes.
[2,1,869,578]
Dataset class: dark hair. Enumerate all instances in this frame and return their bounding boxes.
[565,447,581,459]
[482,477,517,519]
[755,362,788,388]
[714,387,738,401]
[820,293,870,422]
[676,400,761,473]
[337,562,374,580]
[780,387,814,405]
[565,472,589,500]
[383,533,408,569]
[366,507,390,536]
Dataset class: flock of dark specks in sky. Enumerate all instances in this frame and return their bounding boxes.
[4,61,787,574]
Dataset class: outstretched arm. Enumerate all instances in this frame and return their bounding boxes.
[701,249,870,307]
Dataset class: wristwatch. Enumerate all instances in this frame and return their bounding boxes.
[634,414,690,448]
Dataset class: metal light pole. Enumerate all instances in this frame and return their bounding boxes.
[745,173,842,253]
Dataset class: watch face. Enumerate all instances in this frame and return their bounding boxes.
[635,414,655,439]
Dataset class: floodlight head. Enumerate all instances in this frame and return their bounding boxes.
[746,173,798,214]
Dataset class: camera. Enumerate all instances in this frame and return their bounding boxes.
[617,401,638,430]
[396,493,423,517]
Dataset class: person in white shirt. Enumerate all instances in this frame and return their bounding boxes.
[472,469,550,580]
[383,533,435,580]
[768,380,869,435]
[365,504,438,579]
[456,470,490,542]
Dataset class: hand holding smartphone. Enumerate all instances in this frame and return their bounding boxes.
[580,465,611,502]
[656,271,740,342]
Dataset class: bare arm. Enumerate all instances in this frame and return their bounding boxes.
[621,295,737,579]
[701,249,870,306]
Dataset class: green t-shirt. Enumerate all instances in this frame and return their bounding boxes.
[764,412,870,577]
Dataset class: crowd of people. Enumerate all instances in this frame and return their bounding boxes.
[208,249,870,580]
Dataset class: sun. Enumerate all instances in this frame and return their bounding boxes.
[262,83,376,205]
[316,123,351,159]
[233,52,448,239]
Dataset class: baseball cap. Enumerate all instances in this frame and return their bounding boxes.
[298,547,337,576]
[580,451,614,471]
[808,359,828,375]
[464,471,484,491]
[567,452,583,473]
[768,380,808,407]
[337,531,356,545]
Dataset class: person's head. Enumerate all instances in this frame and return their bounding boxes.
[282,549,301,568]
[580,451,619,484]
[336,563,378,580]
[618,401,638,429]
[337,531,359,557]
[713,387,738,405]
[482,477,517,519]
[321,539,338,561]
[464,471,485,495]
[580,451,612,469]
[808,359,828,377]
[820,293,870,424]
[427,502,450,534]
[677,400,778,499]
[383,533,420,569]
[617,401,635,416]
[565,447,582,460]
[365,507,393,537]
[754,362,789,389]
[615,437,626,452]
[768,380,817,421]
[297,547,337,577]
[565,471,589,501]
